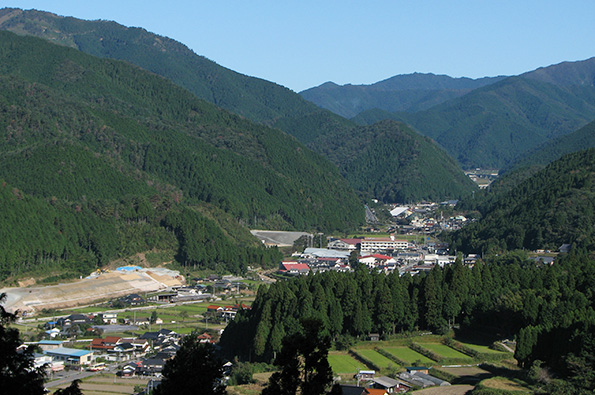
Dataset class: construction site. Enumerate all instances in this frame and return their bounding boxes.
[0,267,184,315]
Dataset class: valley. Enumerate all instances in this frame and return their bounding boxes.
[0,5,593,395]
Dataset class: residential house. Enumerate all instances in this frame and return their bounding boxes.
[359,254,396,268]
[119,293,145,306]
[98,313,118,324]
[56,314,91,328]
[90,336,122,352]
[141,358,166,374]
[279,262,310,275]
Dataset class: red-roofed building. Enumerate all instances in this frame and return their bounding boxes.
[196,332,214,343]
[207,305,224,313]
[279,262,310,275]
[91,336,122,351]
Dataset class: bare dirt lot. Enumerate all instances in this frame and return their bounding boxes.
[1,269,183,314]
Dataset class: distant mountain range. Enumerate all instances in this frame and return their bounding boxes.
[304,58,595,169]
[0,7,476,204]
[300,73,506,118]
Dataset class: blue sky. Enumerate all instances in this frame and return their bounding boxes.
[6,1,595,92]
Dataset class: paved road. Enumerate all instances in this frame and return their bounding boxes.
[45,365,116,388]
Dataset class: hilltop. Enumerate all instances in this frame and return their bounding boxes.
[314,120,477,203]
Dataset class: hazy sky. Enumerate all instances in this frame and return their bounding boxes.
[7,1,595,92]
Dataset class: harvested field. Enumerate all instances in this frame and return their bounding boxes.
[412,384,474,394]
[481,377,531,392]
[439,366,493,384]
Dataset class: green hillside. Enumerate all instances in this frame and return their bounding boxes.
[0,7,355,145]
[314,120,477,203]
[507,119,595,172]
[449,148,595,254]
[0,31,363,280]
[300,74,504,119]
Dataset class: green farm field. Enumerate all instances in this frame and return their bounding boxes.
[353,349,399,369]
[384,347,435,365]
[328,352,367,374]
[418,343,473,360]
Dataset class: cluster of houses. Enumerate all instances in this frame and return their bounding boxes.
[341,367,450,394]
[31,328,217,378]
[279,236,466,277]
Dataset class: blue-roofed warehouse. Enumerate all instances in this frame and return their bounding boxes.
[44,347,94,365]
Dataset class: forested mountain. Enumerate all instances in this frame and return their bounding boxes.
[0,30,363,280]
[300,74,505,119]
[506,119,595,172]
[0,7,355,145]
[221,252,595,392]
[448,148,595,254]
[341,59,595,169]
[314,120,477,203]
[0,8,478,204]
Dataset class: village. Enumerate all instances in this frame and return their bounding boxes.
[7,200,558,394]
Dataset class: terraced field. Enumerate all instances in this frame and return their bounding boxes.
[418,343,473,360]
[465,343,509,355]
[328,352,367,374]
[384,347,435,364]
[354,349,399,369]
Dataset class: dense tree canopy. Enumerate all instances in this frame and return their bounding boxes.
[0,293,46,394]
[154,335,227,395]
[221,252,595,390]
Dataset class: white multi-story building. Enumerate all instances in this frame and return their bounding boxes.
[360,236,408,253]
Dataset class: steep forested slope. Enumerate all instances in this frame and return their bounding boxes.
[0,31,363,280]
[0,8,475,204]
[0,7,355,145]
[449,148,595,254]
[506,119,595,172]
[314,120,477,202]
[300,74,505,118]
[397,75,595,169]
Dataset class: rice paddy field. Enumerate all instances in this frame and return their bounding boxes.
[417,343,474,360]
[383,347,436,364]
[354,349,399,369]
[328,352,367,373]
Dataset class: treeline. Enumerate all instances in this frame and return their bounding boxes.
[448,148,595,254]
[220,252,595,390]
